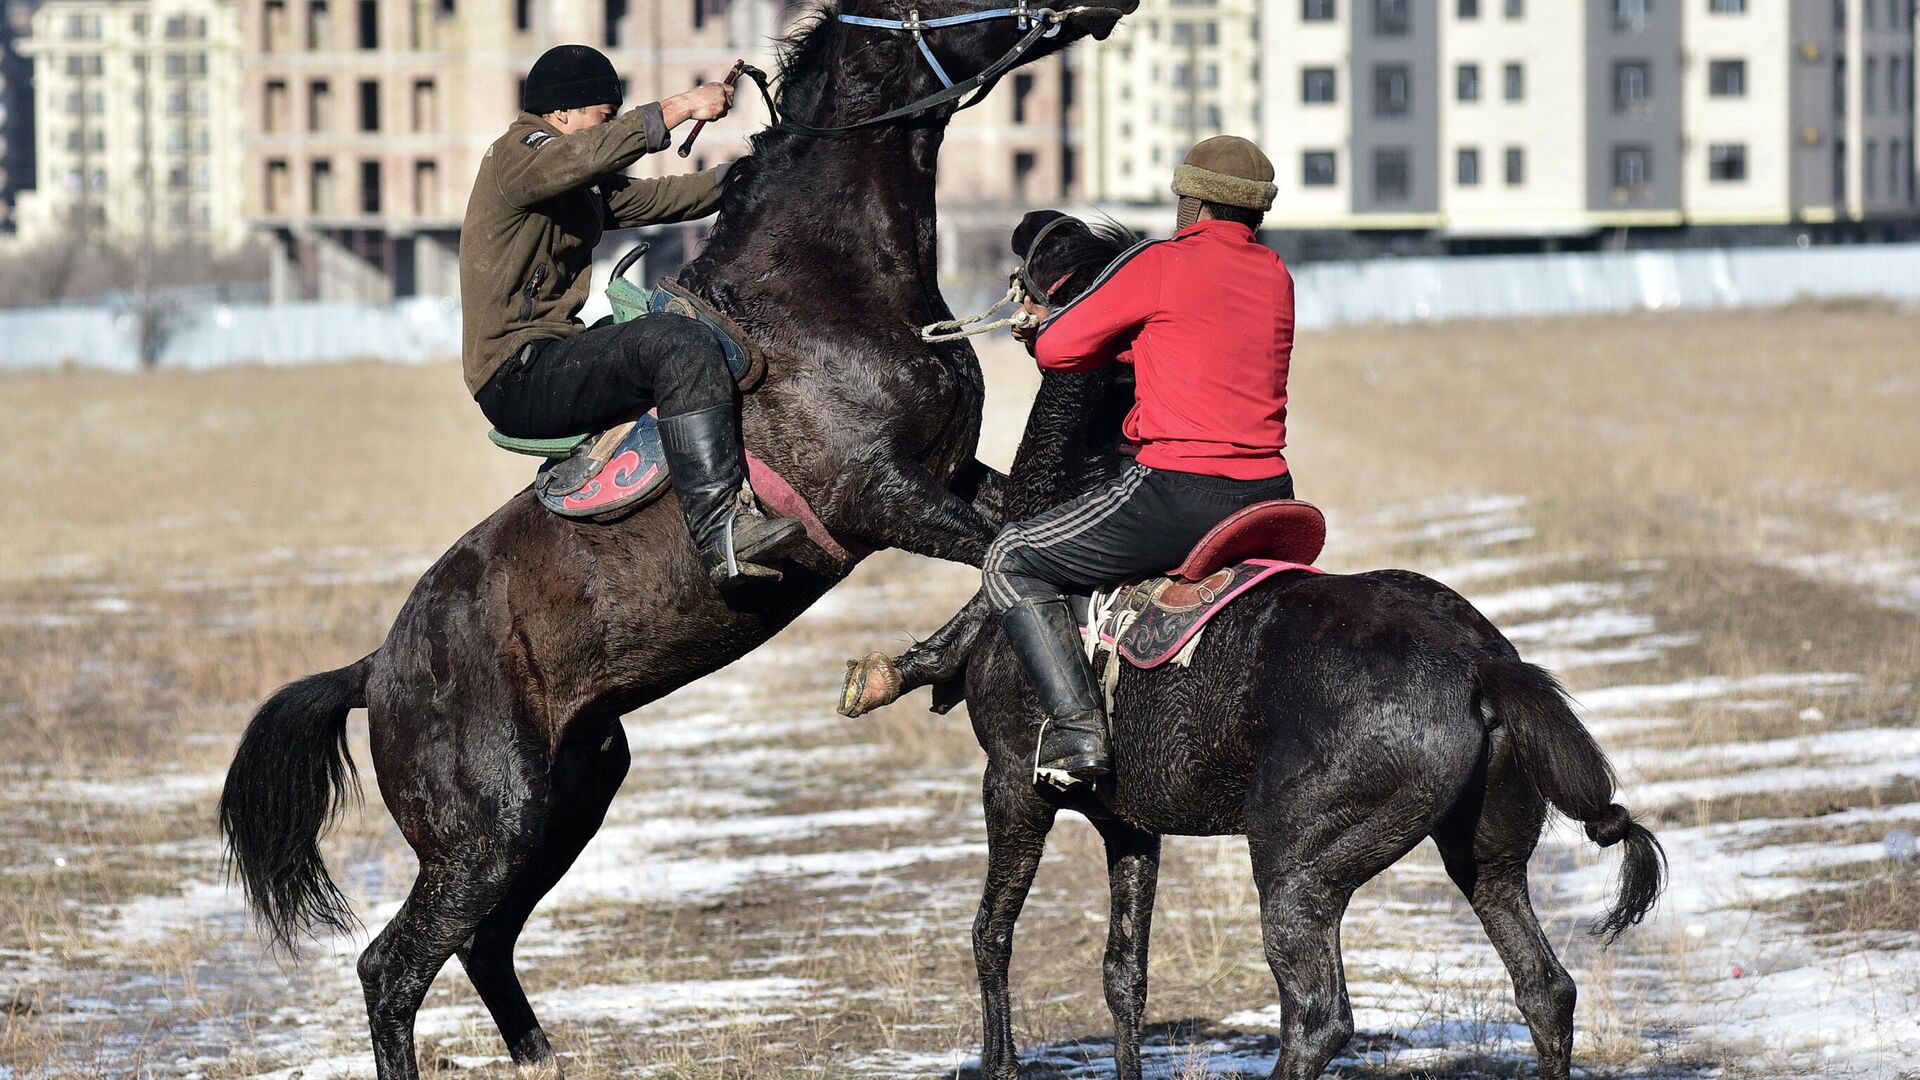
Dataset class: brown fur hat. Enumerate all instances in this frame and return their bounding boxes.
[1171,136,1277,211]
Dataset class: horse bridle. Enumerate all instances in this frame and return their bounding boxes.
[734,0,1126,134]
[919,213,1095,342]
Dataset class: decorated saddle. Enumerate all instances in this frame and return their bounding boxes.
[487,271,768,522]
[1082,499,1327,673]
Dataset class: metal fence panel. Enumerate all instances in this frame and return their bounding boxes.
[4,243,1917,371]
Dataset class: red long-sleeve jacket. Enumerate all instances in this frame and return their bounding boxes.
[1033,218,1293,481]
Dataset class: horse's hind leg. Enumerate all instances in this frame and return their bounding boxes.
[1247,758,1459,1079]
[1091,817,1160,1080]
[1434,745,1575,1080]
[1248,834,1357,1080]
[457,718,630,1075]
[359,715,550,1080]
[973,769,1056,1080]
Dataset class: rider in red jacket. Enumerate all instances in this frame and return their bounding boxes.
[986,136,1294,787]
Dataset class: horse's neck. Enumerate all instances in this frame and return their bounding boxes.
[1007,369,1128,512]
[687,128,946,315]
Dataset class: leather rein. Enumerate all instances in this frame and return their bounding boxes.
[731,0,1125,135]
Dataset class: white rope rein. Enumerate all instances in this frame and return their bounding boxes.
[919,279,1039,343]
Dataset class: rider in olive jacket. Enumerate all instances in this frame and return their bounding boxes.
[460,44,804,590]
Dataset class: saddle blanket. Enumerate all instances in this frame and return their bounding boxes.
[1083,557,1324,673]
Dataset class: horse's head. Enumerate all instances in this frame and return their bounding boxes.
[1004,211,1140,502]
[1012,209,1135,308]
[814,0,1136,128]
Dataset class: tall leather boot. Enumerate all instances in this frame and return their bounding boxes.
[656,403,808,591]
[1001,596,1110,787]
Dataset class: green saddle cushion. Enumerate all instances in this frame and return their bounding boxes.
[488,429,590,458]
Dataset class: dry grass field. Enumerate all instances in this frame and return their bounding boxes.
[3,303,1918,1079]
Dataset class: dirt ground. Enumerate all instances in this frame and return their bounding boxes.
[3,304,1918,1079]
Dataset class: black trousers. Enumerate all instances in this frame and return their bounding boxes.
[982,460,1295,613]
[475,313,735,440]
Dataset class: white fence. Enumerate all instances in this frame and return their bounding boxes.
[1291,242,1920,328]
[3,243,1917,372]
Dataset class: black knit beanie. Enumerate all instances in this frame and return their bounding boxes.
[523,45,622,114]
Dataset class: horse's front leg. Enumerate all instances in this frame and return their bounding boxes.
[833,453,1005,717]
[836,450,1002,566]
[1094,818,1161,1080]
[841,590,992,717]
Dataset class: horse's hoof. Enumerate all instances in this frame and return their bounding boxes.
[840,652,904,718]
[516,1059,563,1080]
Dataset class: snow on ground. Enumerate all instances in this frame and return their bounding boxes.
[15,496,1920,1078]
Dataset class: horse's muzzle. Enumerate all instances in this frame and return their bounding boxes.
[1083,6,1127,39]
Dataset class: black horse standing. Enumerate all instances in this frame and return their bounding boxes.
[875,219,1666,1080]
[216,5,1132,1078]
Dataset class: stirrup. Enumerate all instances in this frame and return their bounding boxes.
[1031,718,1107,790]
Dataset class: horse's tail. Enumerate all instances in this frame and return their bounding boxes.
[218,653,372,952]
[1475,654,1665,942]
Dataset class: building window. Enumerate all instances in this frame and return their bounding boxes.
[518,0,533,30]
[1373,0,1408,34]
[1504,63,1524,101]
[1504,145,1525,185]
[1613,144,1649,188]
[1302,0,1335,21]
[311,160,334,214]
[1864,141,1877,197]
[1458,0,1478,17]
[1892,57,1905,114]
[307,0,330,49]
[1708,59,1745,97]
[1373,64,1411,116]
[1614,61,1650,111]
[361,160,381,213]
[1010,72,1035,122]
[1373,148,1410,201]
[1303,150,1337,186]
[1457,63,1480,102]
[1504,0,1522,16]
[1612,0,1649,32]
[1457,147,1480,186]
[358,0,378,47]
[1302,67,1337,104]
[1864,57,1877,113]
[1708,142,1747,181]
[308,80,332,131]
[359,80,380,131]
[1710,0,1745,11]
[265,80,289,133]
[414,159,438,216]
[411,79,436,132]
[266,159,290,214]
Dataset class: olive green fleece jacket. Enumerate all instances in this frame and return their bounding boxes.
[459,102,728,395]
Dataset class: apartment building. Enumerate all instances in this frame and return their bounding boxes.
[12,0,246,250]
[242,0,1081,301]
[1081,0,1261,201]
[1248,0,1918,245]
[0,1,37,235]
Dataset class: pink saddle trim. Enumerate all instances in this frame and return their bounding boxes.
[746,452,857,564]
[1115,558,1324,669]
[559,451,662,513]
[1173,499,1326,582]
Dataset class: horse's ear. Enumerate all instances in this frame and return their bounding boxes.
[1011,209,1068,258]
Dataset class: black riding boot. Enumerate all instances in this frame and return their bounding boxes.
[1001,596,1110,787]
[656,404,808,591]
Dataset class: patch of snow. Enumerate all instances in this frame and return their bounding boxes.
[1471,581,1626,620]
[1576,672,1861,714]
[552,839,987,908]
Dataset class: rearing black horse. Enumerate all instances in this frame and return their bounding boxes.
[217,4,1132,1077]
[857,217,1665,1080]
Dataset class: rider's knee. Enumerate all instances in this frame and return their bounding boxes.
[640,315,732,412]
